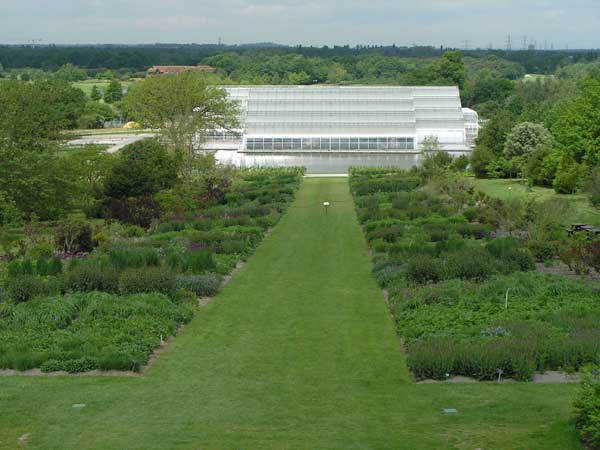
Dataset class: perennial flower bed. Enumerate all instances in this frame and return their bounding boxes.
[350,168,600,381]
[0,168,304,372]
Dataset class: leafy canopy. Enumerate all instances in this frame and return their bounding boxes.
[125,72,239,154]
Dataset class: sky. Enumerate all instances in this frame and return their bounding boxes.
[1,0,599,49]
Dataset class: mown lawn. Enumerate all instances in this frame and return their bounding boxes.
[474,178,600,226]
[71,79,136,97]
[0,178,582,449]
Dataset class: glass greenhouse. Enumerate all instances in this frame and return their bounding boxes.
[203,86,478,152]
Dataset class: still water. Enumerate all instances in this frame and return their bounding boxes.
[214,151,436,174]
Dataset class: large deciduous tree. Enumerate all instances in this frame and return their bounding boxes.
[125,72,239,177]
[0,79,85,149]
[551,76,600,168]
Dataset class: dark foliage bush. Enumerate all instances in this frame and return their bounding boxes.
[63,261,119,293]
[175,274,222,297]
[103,138,178,199]
[118,267,176,296]
[108,195,163,229]
[405,255,445,284]
[54,221,94,253]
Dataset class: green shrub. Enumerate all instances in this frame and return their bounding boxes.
[28,241,54,259]
[461,207,478,222]
[175,274,222,297]
[455,223,492,239]
[574,366,600,449]
[446,248,495,281]
[7,275,56,303]
[486,237,520,258]
[405,255,445,284]
[424,223,451,242]
[118,267,176,296]
[181,250,216,273]
[367,226,404,243]
[48,257,63,276]
[63,261,119,293]
[35,258,49,276]
[527,239,557,262]
[435,238,467,255]
[41,357,100,373]
[108,246,161,270]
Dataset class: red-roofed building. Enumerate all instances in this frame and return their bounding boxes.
[147,65,216,75]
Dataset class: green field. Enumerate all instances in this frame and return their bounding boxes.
[72,79,136,97]
[0,178,581,449]
[474,178,600,226]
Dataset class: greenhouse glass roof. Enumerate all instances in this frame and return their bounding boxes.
[210,86,477,152]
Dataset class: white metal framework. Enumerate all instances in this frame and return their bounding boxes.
[203,86,478,152]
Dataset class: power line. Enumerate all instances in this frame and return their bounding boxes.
[505,33,512,51]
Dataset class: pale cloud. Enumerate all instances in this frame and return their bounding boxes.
[0,0,598,48]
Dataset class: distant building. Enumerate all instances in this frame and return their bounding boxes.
[203,85,479,153]
[147,65,215,75]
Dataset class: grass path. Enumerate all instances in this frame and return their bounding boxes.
[0,178,581,449]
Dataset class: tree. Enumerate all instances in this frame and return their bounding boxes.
[522,145,560,187]
[0,79,86,149]
[551,76,600,168]
[125,72,239,177]
[54,63,87,82]
[503,122,553,159]
[90,85,102,101]
[471,145,495,178]
[429,50,465,89]
[553,156,583,194]
[0,143,79,220]
[79,101,115,129]
[584,168,600,207]
[104,79,123,103]
[475,110,515,155]
[288,71,311,84]
[103,139,178,200]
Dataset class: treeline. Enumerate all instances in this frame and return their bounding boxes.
[471,66,600,196]
[0,43,598,73]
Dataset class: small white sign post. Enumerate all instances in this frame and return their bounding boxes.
[323,201,330,215]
